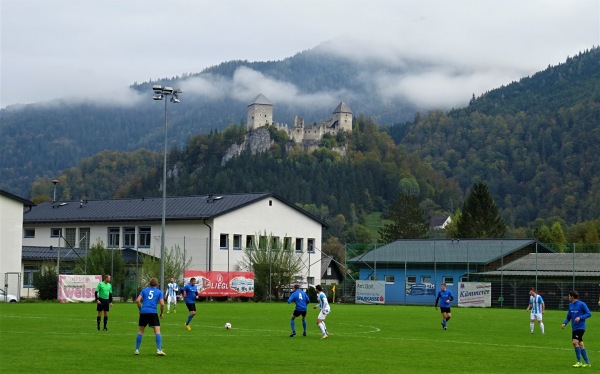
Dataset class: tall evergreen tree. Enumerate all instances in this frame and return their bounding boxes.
[456,182,507,238]
[378,193,429,243]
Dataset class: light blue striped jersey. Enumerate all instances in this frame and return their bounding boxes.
[167,282,179,298]
[529,294,544,313]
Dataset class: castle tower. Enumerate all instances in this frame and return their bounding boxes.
[332,101,353,132]
[247,94,273,130]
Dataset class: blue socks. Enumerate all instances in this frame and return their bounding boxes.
[581,348,589,364]
[155,334,162,350]
[290,319,295,333]
[302,320,307,333]
[575,347,581,362]
[186,315,194,325]
[136,333,142,349]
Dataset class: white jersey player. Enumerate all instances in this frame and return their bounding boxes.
[166,278,179,313]
[526,287,545,334]
[313,284,331,339]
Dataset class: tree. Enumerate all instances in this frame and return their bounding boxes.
[238,232,303,301]
[456,182,507,238]
[33,262,58,300]
[378,193,429,243]
[73,242,125,297]
[137,245,192,294]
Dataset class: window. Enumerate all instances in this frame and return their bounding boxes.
[295,238,303,252]
[307,238,315,253]
[271,236,280,249]
[406,276,416,284]
[307,277,315,286]
[421,276,431,284]
[246,235,254,249]
[24,228,35,238]
[385,275,395,284]
[233,235,242,250]
[220,234,229,249]
[51,228,62,237]
[259,235,267,250]
[108,227,120,248]
[460,276,469,282]
[283,237,292,250]
[123,227,135,248]
[442,276,454,285]
[138,227,151,247]
[79,228,90,249]
[23,265,39,288]
[65,228,76,248]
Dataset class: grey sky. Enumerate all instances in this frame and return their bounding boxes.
[1,0,599,110]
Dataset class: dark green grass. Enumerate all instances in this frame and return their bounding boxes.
[0,302,596,373]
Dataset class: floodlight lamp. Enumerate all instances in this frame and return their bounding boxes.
[152,85,163,91]
[163,87,174,94]
[170,97,180,103]
[175,88,182,94]
[153,94,164,100]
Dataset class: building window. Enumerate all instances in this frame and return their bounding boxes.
[23,264,39,288]
[327,267,332,276]
[283,237,292,250]
[65,228,76,248]
[123,227,135,248]
[233,234,242,250]
[138,227,151,248]
[307,238,315,253]
[220,234,229,249]
[295,238,303,253]
[385,275,395,284]
[307,277,315,286]
[421,276,431,284]
[108,227,120,248]
[271,236,280,249]
[442,276,454,285]
[51,228,62,238]
[24,228,35,238]
[259,236,267,250]
[460,276,469,282]
[79,228,90,249]
[406,276,416,284]
[246,235,254,249]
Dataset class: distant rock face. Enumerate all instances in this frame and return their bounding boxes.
[221,127,273,165]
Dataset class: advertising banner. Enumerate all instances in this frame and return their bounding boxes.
[183,270,254,297]
[58,274,102,303]
[405,283,435,296]
[355,280,385,304]
[458,282,492,307]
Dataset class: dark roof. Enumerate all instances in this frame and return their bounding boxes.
[23,192,328,227]
[347,239,553,265]
[248,94,272,106]
[23,246,151,264]
[475,253,600,277]
[430,215,450,227]
[1,189,35,206]
[333,101,352,114]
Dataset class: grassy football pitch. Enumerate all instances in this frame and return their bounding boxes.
[0,301,596,373]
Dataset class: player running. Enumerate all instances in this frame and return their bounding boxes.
[313,284,331,339]
[435,283,454,330]
[287,284,309,337]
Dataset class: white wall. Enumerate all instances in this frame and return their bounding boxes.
[0,196,25,297]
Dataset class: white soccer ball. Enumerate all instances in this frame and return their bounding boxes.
[225,322,232,329]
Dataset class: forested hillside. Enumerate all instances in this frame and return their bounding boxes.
[390,47,600,227]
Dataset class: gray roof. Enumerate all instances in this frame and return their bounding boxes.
[333,101,352,114]
[1,189,35,206]
[23,192,328,227]
[23,246,151,264]
[476,253,600,277]
[347,239,552,265]
[248,94,272,106]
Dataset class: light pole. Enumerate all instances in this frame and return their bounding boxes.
[152,85,182,292]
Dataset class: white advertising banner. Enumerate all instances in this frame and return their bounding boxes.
[458,282,492,307]
[58,275,102,303]
[355,280,386,304]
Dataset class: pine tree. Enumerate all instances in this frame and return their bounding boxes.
[456,181,506,238]
[378,193,429,243]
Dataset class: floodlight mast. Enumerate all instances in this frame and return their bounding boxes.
[151,84,182,293]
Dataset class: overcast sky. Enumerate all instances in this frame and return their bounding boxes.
[1,0,599,110]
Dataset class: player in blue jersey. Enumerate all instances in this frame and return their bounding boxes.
[182,278,200,330]
[561,290,592,368]
[435,283,454,330]
[135,278,165,356]
[313,284,331,339]
[165,277,179,314]
[526,287,545,334]
[287,284,310,337]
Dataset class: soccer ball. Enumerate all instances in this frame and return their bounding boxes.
[225,322,232,329]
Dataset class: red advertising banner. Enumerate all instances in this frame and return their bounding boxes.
[183,270,254,297]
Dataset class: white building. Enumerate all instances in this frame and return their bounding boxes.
[22,192,327,289]
[0,189,35,300]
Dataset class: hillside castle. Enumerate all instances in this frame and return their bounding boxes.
[247,94,353,143]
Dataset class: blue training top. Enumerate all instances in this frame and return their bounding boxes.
[139,286,164,314]
[182,283,198,304]
[435,289,454,308]
[563,299,592,331]
[287,289,309,311]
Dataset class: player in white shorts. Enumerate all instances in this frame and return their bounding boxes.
[313,284,331,339]
[526,287,545,334]
[166,277,179,314]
